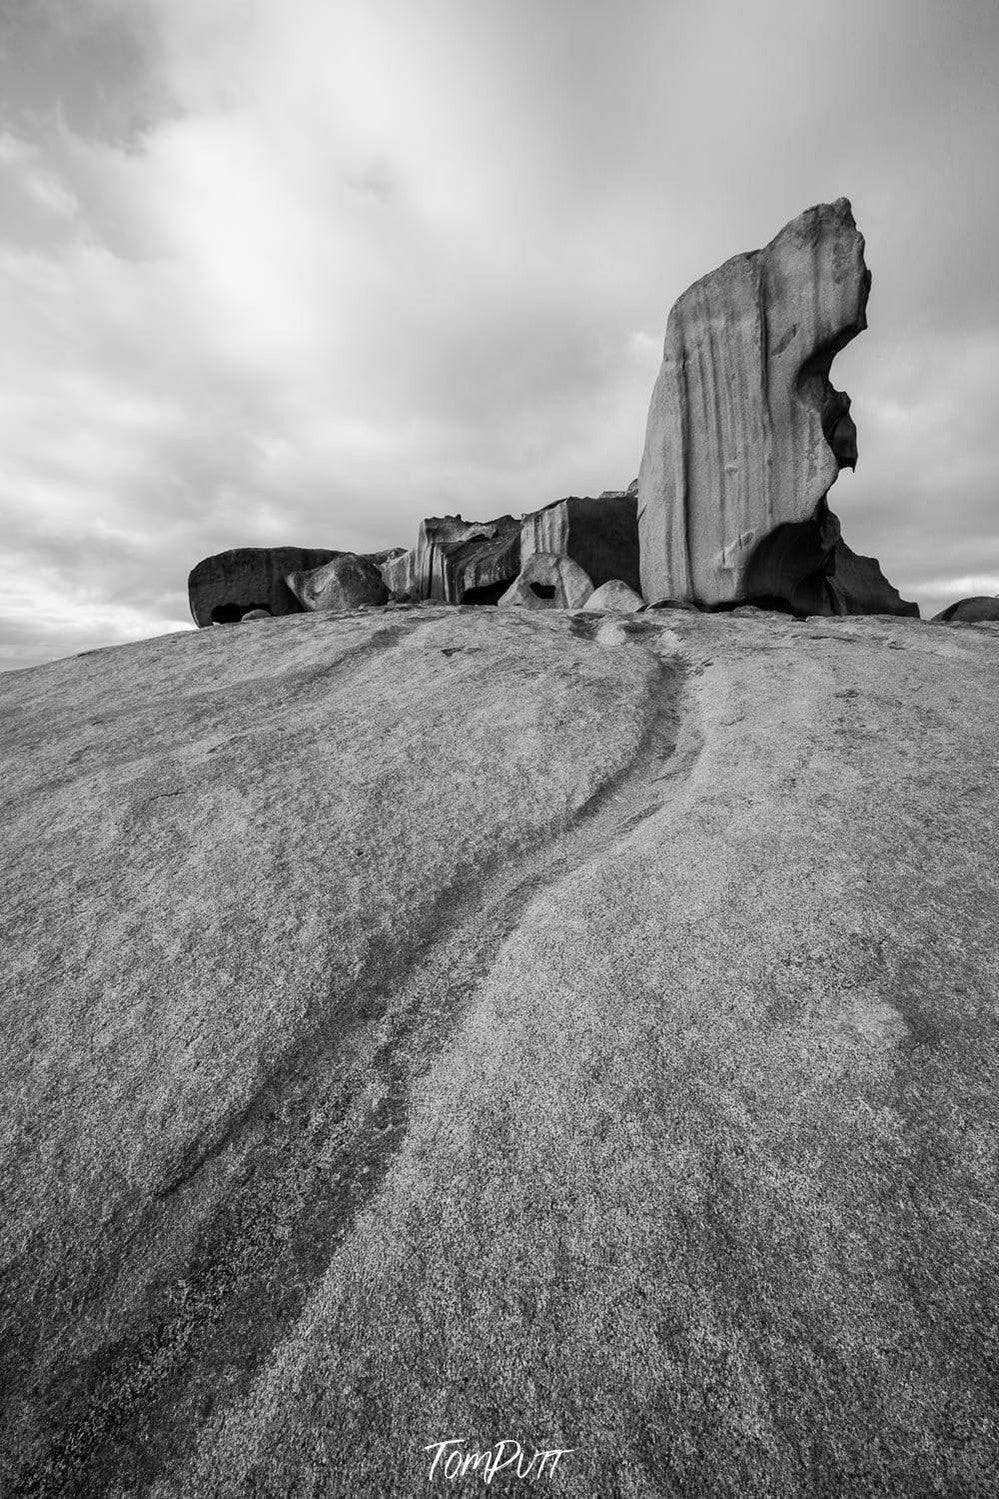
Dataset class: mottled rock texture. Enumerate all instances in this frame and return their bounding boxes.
[521,492,640,594]
[582,579,644,612]
[285,554,388,613]
[638,198,913,617]
[498,551,593,609]
[188,547,340,626]
[3,609,998,1498]
[933,595,999,623]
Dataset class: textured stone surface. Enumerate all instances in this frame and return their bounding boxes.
[933,595,999,623]
[413,516,521,603]
[379,547,418,598]
[521,492,640,593]
[2,609,998,1497]
[581,579,644,612]
[498,551,593,609]
[638,198,912,615]
[188,547,340,626]
[439,522,521,604]
[285,554,388,612]
[744,517,919,617]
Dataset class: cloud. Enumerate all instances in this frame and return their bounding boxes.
[0,0,998,668]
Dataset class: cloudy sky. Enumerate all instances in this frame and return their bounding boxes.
[1,0,997,669]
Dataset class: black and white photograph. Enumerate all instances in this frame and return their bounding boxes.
[1,1,997,1494]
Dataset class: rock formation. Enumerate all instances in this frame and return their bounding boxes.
[285,554,388,612]
[498,551,594,610]
[522,490,641,595]
[414,515,522,604]
[582,579,644,612]
[188,547,340,626]
[933,595,999,624]
[3,606,998,1497]
[638,198,915,617]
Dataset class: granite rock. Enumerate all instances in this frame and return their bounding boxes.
[638,198,910,617]
[933,595,999,624]
[417,515,521,604]
[498,551,594,610]
[188,547,340,626]
[522,492,640,594]
[582,580,645,612]
[2,609,998,1497]
[285,554,388,612]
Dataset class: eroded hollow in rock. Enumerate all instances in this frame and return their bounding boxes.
[211,602,270,624]
[459,581,509,605]
[530,584,558,600]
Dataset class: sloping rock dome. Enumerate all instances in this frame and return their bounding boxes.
[1,607,997,1496]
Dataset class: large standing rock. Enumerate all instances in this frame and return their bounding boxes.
[498,552,593,610]
[521,491,640,594]
[933,596,999,624]
[285,555,388,612]
[638,198,912,616]
[188,548,340,627]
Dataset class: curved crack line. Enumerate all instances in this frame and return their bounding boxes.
[8,642,699,1499]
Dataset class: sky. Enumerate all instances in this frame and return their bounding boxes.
[1,0,997,671]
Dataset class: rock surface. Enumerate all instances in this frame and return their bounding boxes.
[188,547,341,626]
[285,554,388,612]
[2,609,998,1497]
[521,492,640,594]
[407,515,521,604]
[933,594,999,623]
[581,579,644,612]
[638,198,911,616]
[498,551,594,609]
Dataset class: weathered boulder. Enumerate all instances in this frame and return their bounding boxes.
[379,548,419,598]
[240,608,273,622]
[415,515,521,604]
[933,595,999,624]
[188,547,340,627]
[582,580,645,612]
[638,198,911,617]
[498,551,593,610]
[521,492,640,594]
[285,554,388,612]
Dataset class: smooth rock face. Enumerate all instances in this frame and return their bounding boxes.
[2,608,997,1498]
[933,595,999,623]
[188,547,340,626]
[521,492,640,594]
[638,198,905,613]
[285,554,388,612]
[581,579,645,612]
[498,551,594,609]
